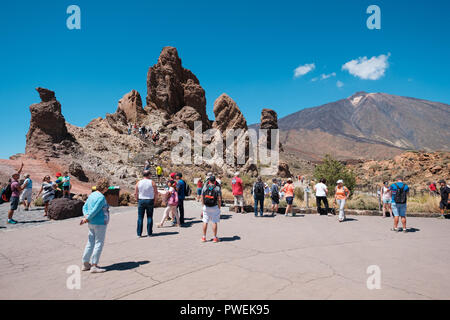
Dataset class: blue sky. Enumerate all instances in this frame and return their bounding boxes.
[1,0,449,159]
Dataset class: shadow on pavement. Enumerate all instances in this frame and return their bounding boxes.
[343,218,358,222]
[220,214,233,220]
[104,260,149,271]
[220,235,241,242]
[181,220,203,228]
[152,231,179,236]
[406,228,420,233]
[17,219,48,224]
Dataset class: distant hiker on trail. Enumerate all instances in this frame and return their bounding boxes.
[196,178,203,202]
[201,175,222,243]
[7,162,24,224]
[282,178,295,217]
[381,181,393,218]
[231,172,244,214]
[148,127,153,138]
[144,160,151,171]
[127,123,132,135]
[62,172,71,199]
[19,174,33,211]
[176,173,186,225]
[252,177,265,217]
[158,180,179,228]
[264,183,270,197]
[334,180,350,222]
[314,178,329,215]
[80,178,110,273]
[35,175,56,217]
[270,178,280,217]
[390,176,409,232]
[438,180,450,219]
[135,170,158,237]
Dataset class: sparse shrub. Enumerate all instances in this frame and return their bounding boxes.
[294,187,304,201]
[314,154,356,195]
[34,197,44,207]
[346,194,379,210]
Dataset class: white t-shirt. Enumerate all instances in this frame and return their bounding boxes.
[138,179,154,200]
[315,183,328,197]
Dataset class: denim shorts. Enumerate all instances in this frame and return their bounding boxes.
[10,196,19,210]
[286,197,294,205]
[382,198,392,204]
[392,202,407,217]
[197,188,202,196]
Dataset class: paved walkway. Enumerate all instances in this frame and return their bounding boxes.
[1,200,450,299]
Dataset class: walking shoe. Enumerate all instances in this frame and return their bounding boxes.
[437,215,445,219]
[201,236,207,242]
[391,227,399,232]
[81,262,91,271]
[90,266,106,273]
[7,219,17,224]
[403,228,408,233]
[212,237,220,243]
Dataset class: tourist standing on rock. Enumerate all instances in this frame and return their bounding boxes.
[252,177,265,217]
[7,163,24,224]
[196,178,203,202]
[176,173,186,225]
[35,175,56,217]
[19,174,33,211]
[438,180,450,218]
[231,172,244,214]
[201,175,221,243]
[314,178,329,215]
[390,176,409,232]
[381,181,393,218]
[80,178,110,273]
[282,178,295,217]
[62,172,71,199]
[55,172,63,198]
[144,160,151,171]
[158,180,180,228]
[135,170,158,237]
[334,180,350,222]
[270,178,280,216]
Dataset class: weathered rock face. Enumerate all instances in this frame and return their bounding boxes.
[259,108,282,151]
[47,198,84,220]
[170,106,203,131]
[212,94,248,132]
[69,162,89,182]
[146,47,210,128]
[26,88,75,155]
[117,90,145,124]
[277,162,292,178]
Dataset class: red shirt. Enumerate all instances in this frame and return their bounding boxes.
[197,180,203,188]
[231,177,243,195]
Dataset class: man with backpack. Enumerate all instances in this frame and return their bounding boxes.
[438,180,450,218]
[175,173,186,225]
[270,178,280,216]
[201,175,222,243]
[390,176,410,232]
[252,177,265,217]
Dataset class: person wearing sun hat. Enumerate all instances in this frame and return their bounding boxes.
[334,179,350,222]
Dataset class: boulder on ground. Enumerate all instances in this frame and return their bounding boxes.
[47,198,84,220]
[277,162,292,178]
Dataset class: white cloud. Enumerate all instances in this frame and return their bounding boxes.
[342,53,390,80]
[336,80,344,88]
[294,63,315,78]
[321,72,336,80]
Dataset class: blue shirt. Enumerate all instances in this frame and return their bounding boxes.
[390,182,409,203]
[177,179,186,200]
[83,191,108,225]
[23,178,32,190]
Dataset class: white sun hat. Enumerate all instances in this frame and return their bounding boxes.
[337,179,344,184]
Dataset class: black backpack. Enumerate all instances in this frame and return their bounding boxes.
[1,183,12,203]
[394,183,407,204]
[203,184,218,207]
[254,182,265,197]
[271,185,279,201]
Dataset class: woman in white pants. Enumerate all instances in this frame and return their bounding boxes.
[334,180,350,222]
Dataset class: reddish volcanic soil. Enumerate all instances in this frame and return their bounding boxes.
[0,155,93,194]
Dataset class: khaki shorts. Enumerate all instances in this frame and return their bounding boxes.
[234,195,244,207]
[20,189,32,203]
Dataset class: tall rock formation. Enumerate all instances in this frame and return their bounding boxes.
[259,108,280,150]
[146,46,210,128]
[116,90,145,124]
[212,93,248,132]
[26,88,75,156]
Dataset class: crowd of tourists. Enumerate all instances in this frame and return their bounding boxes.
[1,163,449,274]
[127,123,160,143]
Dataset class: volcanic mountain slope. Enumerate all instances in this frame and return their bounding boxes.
[276,92,450,161]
